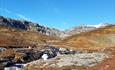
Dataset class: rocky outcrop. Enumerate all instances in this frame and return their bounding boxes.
[23,51,109,70]
[0,16,64,38]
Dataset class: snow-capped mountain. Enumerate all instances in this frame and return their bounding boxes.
[87,23,110,28]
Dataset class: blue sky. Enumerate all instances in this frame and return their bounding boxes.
[0,0,115,30]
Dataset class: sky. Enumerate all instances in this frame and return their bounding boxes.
[0,0,115,30]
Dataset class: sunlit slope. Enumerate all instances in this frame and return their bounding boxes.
[62,25,115,48]
[0,26,58,47]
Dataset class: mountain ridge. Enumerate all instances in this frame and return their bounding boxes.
[0,16,113,39]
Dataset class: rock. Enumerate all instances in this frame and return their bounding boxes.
[24,51,109,70]
[0,16,64,38]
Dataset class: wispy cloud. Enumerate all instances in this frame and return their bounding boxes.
[0,7,32,21]
[4,9,11,13]
[16,14,30,21]
[0,8,11,13]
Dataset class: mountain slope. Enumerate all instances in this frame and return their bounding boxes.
[62,25,115,48]
[64,26,96,36]
[0,25,59,47]
[1,16,109,39]
[0,16,65,38]
[64,23,110,36]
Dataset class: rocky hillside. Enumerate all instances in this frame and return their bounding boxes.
[1,16,110,39]
[64,23,110,36]
[0,25,59,47]
[62,25,115,48]
[0,16,65,38]
[64,26,96,36]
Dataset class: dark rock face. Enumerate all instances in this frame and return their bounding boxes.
[0,16,27,30]
[0,16,64,38]
[40,46,60,59]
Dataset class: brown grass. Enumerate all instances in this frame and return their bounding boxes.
[0,26,59,47]
[61,25,115,49]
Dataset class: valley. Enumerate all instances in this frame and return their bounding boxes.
[0,16,115,70]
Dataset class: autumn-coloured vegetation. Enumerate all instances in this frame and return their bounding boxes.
[0,24,115,70]
[0,26,59,47]
[61,25,115,49]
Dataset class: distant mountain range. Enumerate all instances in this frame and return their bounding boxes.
[0,16,115,49]
[0,16,112,39]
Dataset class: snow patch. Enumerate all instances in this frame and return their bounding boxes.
[87,23,108,28]
[42,54,48,60]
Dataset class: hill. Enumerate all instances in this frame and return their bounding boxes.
[0,25,59,47]
[62,25,115,49]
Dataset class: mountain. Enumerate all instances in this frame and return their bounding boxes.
[64,23,111,36]
[0,16,65,38]
[0,16,98,39]
[62,25,115,48]
[0,16,113,39]
[64,26,96,36]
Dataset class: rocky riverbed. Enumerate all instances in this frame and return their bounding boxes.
[23,51,109,70]
[0,46,80,69]
[0,46,112,70]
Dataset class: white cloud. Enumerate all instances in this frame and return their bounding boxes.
[16,14,29,20]
[0,7,31,21]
